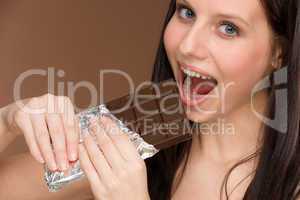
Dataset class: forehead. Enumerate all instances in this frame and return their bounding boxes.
[183,0,266,26]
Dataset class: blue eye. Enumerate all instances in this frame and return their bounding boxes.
[219,22,240,37]
[176,3,194,20]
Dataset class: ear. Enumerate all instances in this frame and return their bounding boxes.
[271,39,283,70]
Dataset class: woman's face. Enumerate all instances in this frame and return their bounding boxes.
[164,0,276,123]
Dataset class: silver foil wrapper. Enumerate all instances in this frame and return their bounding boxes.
[44,104,159,192]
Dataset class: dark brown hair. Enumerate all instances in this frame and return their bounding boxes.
[146,0,300,199]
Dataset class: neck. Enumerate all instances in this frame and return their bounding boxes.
[191,91,269,165]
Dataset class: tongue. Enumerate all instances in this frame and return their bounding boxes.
[190,77,216,95]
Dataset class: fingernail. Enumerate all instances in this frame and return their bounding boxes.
[65,162,69,170]
[69,152,77,161]
[38,156,45,164]
[51,162,58,171]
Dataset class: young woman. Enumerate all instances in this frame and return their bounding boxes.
[79,0,300,199]
[146,0,300,199]
[0,0,299,199]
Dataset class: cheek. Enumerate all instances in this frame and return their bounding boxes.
[163,20,187,77]
[216,40,271,94]
[213,39,272,112]
[164,20,185,55]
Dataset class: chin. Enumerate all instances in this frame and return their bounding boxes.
[183,102,220,124]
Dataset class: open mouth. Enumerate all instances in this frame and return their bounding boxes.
[177,63,218,106]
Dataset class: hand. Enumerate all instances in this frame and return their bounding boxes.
[4,93,79,171]
[79,116,150,200]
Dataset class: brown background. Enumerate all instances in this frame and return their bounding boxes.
[0,0,170,157]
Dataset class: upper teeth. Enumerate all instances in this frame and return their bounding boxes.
[182,68,212,80]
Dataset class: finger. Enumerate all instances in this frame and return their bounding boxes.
[15,111,44,163]
[83,133,114,184]
[30,113,58,170]
[46,113,68,171]
[78,143,107,198]
[90,121,125,171]
[58,97,78,162]
[100,116,141,161]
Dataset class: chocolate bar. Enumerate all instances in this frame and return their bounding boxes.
[44,79,193,192]
[105,79,193,150]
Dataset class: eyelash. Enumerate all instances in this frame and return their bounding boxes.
[175,3,194,20]
[175,3,241,37]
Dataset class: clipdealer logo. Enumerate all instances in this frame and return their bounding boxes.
[12,66,288,134]
[251,66,288,134]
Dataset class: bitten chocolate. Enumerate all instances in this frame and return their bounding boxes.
[106,79,193,150]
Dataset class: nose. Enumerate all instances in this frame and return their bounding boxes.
[178,24,210,61]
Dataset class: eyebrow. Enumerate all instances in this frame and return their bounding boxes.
[180,0,194,10]
[180,0,251,27]
[216,13,251,27]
